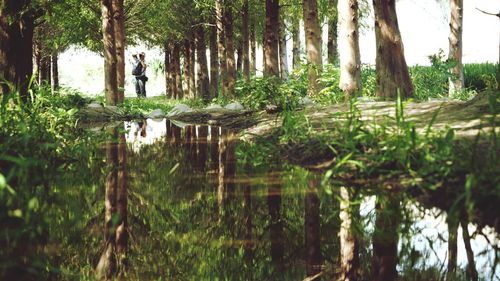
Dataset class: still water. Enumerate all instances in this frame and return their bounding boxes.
[57,119,499,280]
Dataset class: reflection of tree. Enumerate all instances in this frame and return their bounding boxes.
[446,212,459,281]
[268,172,284,270]
[96,126,128,280]
[371,193,400,281]
[243,163,254,261]
[339,187,360,281]
[305,178,321,278]
[197,126,208,172]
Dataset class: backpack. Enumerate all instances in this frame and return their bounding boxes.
[132,61,143,76]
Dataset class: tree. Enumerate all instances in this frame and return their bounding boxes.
[100,0,119,105]
[112,0,125,103]
[0,0,36,98]
[373,0,413,99]
[264,0,280,78]
[303,0,322,95]
[448,0,464,96]
[242,0,250,81]
[338,0,361,98]
[327,0,339,65]
[224,0,236,96]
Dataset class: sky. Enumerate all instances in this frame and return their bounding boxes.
[59,0,500,96]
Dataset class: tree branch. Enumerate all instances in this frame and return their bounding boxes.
[476,8,500,18]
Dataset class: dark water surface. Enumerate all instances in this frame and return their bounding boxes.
[54,119,498,281]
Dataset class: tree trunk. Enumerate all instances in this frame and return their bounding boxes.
[101,0,118,105]
[183,38,194,98]
[373,0,414,99]
[448,0,464,96]
[39,50,50,86]
[190,39,196,98]
[339,187,360,281]
[303,0,322,95]
[292,19,301,69]
[242,0,250,81]
[0,0,34,98]
[264,0,280,78]
[216,0,227,96]
[250,18,257,76]
[305,178,321,277]
[34,40,42,84]
[164,43,173,99]
[279,19,288,80]
[173,43,183,99]
[196,25,210,102]
[224,1,236,96]
[236,45,243,73]
[112,0,125,103]
[209,11,219,98]
[51,51,59,91]
[371,194,400,281]
[327,0,339,65]
[338,0,361,98]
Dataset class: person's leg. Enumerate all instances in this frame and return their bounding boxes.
[135,78,141,97]
[139,79,146,97]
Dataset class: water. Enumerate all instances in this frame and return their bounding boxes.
[50,119,498,280]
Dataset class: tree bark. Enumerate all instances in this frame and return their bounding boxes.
[303,0,322,95]
[264,0,280,78]
[164,43,173,99]
[196,25,210,102]
[51,51,59,91]
[242,0,250,81]
[250,18,257,76]
[236,45,243,73]
[183,38,194,99]
[0,0,35,98]
[292,19,300,68]
[373,0,414,99]
[448,0,464,95]
[216,0,227,96]
[327,0,339,65]
[173,43,183,99]
[209,11,219,98]
[338,0,361,98]
[101,0,118,105]
[112,0,125,103]
[224,1,236,96]
[279,19,288,80]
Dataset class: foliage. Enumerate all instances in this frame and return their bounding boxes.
[0,87,97,279]
[235,76,306,111]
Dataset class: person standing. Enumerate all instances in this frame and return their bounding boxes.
[132,52,148,98]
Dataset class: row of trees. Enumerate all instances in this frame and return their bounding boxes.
[1,0,496,104]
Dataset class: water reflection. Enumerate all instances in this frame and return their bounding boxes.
[57,119,499,280]
[96,126,128,280]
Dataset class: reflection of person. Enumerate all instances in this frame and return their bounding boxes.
[137,120,147,138]
[132,52,148,98]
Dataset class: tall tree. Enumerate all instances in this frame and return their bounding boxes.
[279,19,289,80]
[196,25,210,101]
[216,0,227,96]
[0,0,35,98]
[327,0,339,65]
[112,0,125,103]
[224,1,236,96]
[373,0,414,99]
[303,0,322,95]
[448,0,464,96]
[291,18,301,68]
[242,0,250,81]
[101,0,118,105]
[264,0,280,77]
[338,0,361,98]
[209,10,219,98]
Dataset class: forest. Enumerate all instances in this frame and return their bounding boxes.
[0,0,499,280]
